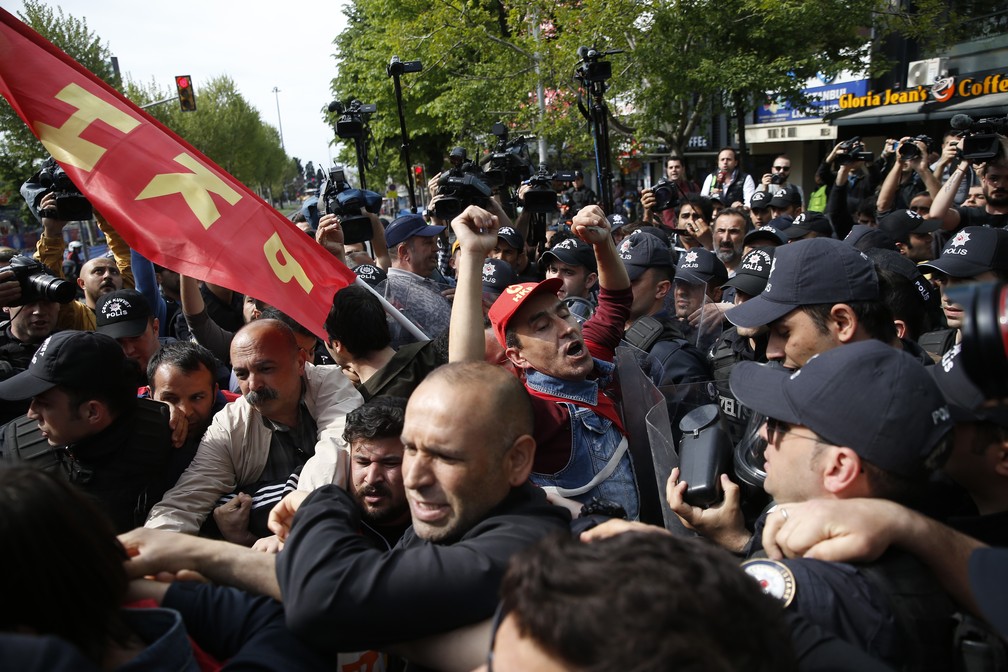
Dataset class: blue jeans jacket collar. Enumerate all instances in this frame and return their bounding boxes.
[525,358,615,405]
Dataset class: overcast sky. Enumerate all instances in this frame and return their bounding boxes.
[5,0,348,169]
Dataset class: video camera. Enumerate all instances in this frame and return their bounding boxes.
[575,46,614,84]
[20,157,92,222]
[897,134,933,161]
[319,166,382,245]
[433,157,492,221]
[950,114,1008,164]
[329,99,376,140]
[481,122,533,189]
[521,163,576,214]
[835,136,873,165]
[4,255,75,305]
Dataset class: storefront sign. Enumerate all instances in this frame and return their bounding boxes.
[838,72,1008,109]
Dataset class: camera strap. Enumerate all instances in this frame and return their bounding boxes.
[541,436,629,498]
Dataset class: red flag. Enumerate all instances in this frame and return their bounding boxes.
[0,8,355,339]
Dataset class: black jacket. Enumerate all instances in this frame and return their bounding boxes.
[277,481,570,654]
[0,399,173,532]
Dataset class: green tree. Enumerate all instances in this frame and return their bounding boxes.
[0,0,120,213]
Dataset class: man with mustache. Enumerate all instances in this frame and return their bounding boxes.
[145,318,363,545]
[930,137,1008,230]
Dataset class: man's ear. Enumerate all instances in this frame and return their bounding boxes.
[831,303,859,343]
[505,345,530,371]
[324,339,340,360]
[822,447,865,496]
[504,434,536,485]
[585,271,599,291]
[895,242,910,257]
[893,318,908,340]
[77,277,86,291]
[80,399,109,426]
[655,279,672,302]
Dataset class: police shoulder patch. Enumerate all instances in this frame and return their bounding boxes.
[742,558,796,607]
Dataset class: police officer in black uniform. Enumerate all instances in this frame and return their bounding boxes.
[726,341,957,671]
[0,331,173,532]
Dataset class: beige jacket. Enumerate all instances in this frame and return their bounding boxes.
[145,363,362,533]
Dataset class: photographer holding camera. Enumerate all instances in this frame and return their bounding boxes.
[930,134,1008,231]
[26,192,133,333]
[756,154,804,205]
[823,138,884,239]
[876,135,940,217]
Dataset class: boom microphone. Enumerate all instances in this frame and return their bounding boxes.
[950,114,974,131]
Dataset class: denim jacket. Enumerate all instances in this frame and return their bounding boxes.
[525,359,639,520]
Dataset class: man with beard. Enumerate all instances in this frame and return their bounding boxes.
[712,208,748,275]
[930,138,1008,230]
[145,319,363,544]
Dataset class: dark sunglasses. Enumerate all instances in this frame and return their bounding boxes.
[772,165,790,171]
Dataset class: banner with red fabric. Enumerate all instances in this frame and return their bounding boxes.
[0,8,354,338]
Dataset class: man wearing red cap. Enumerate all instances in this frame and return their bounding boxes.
[489,205,639,519]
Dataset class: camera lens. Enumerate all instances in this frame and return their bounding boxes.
[28,273,75,303]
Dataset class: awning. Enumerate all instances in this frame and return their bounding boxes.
[831,101,927,126]
[829,92,1008,127]
[923,92,1008,119]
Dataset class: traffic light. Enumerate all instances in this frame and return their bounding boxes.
[412,165,424,182]
[175,75,196,112]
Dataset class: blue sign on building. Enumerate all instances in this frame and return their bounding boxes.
[755,79,870,124]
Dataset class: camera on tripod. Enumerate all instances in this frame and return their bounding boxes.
[521,163,576,214]
[330,99,376,139]
[320,166,382,245]
[575,46,613,84]
[433,157,493,221]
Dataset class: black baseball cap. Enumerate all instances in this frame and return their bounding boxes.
[749,190,772,211]
[618,230,673,281]
[865,248,935,307]
[353,263,387,287]
[676,247,728,286]
[723,248,774,297]
[768,186,801,209]
[0,330,127,400]
[844,224,898,252]
[726,237,878,329]
[96,289,153,339]
[784,212,834,240]
[877,210,941,245]
[497,226,524,251]
[730,339,952,478]
[607,213,629,232]
[482,257,519,294]
[932,343,1008,426]
[539,237,597,271]
[744,225,788,247]
[919,227,1008,278]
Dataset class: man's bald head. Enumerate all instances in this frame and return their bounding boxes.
[414,361,533,454]
[231,318,299,356]
[77,257,123,307]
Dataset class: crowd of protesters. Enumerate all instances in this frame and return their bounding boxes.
[1,127,1008,671]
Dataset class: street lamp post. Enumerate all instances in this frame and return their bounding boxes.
[272,86,285,153]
